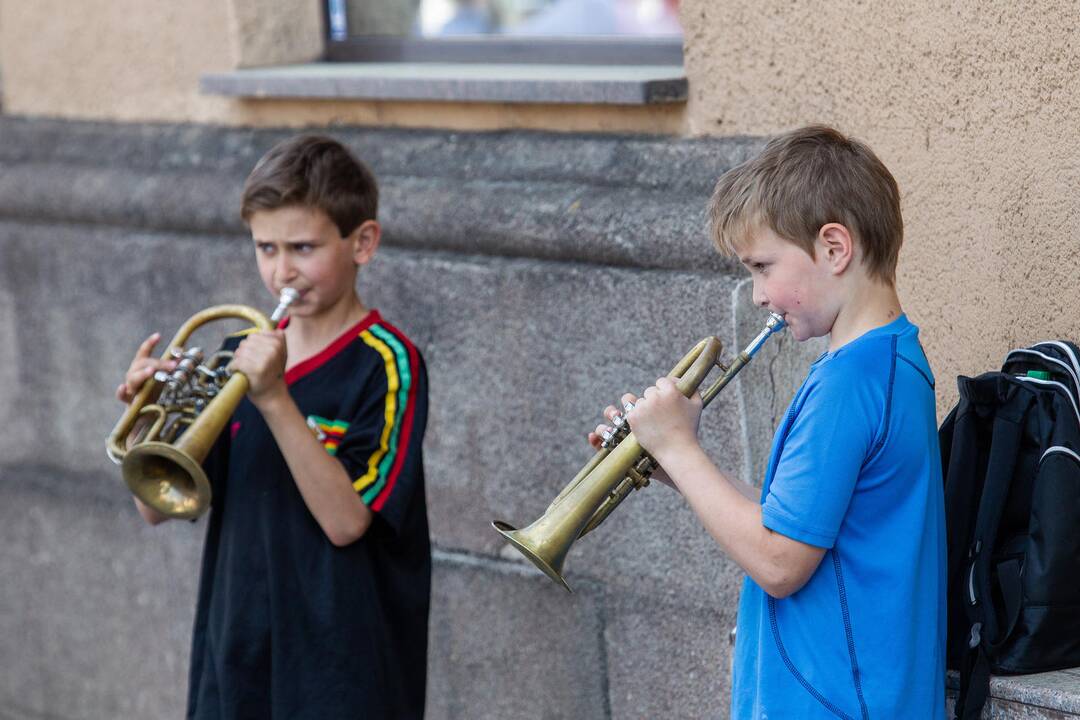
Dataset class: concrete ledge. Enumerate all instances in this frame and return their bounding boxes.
[0,117,760,273]
[947,669,1080,718]
[200,62,688,105]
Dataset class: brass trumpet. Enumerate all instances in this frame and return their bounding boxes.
[492,312,785,591]
[106,289,298,519]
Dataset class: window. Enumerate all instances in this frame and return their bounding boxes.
[324,0,684,65]
[200,0,686,108]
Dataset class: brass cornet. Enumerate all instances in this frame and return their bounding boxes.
[106,289,298,519]
[492,312,785,591]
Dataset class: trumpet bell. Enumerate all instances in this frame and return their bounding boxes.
[492,520,573,592]
[122,441,212,520]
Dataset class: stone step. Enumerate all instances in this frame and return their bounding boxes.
[947,669,1080,719]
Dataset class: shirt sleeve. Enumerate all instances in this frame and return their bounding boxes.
[761,358,885,548]
[333,332,428,535]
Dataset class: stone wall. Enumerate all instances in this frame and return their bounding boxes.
[0,118,821,719]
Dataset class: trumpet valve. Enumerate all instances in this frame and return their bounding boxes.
[625,466,649,488]
[601,422,630,449]
[600,428,616,448]
[626,456,656,489]
[601,400,637,448]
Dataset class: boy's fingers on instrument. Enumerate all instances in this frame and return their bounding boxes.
[603,404,620,421]
[135,332,161,359]
[620,392,638,407]
[125,366,153,393]
[125,363,148,386]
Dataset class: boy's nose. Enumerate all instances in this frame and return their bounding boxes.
[751,283,769,308]
[275,255,298,281]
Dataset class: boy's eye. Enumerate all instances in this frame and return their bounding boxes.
[294,243,314,253]
[256,243,275,255]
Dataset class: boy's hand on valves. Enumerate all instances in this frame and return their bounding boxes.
[625,377,703,460]
[231,330,288,403]
[116,332,178,404]
[586,394,678,489]
[587,400,638,450]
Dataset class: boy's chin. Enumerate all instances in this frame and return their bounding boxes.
[785,322,819,343]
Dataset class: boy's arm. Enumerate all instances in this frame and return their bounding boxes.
[628,377,825,598]
[233,331,373,547]
[656,442,824,598]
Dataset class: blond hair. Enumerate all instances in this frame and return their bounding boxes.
[708,125,903,284]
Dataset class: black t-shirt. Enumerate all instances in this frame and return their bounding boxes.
[186,310,430,720]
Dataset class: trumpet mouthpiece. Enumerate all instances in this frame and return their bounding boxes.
[271,288,300,323]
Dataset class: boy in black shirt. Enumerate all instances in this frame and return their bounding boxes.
[117,136,430,719]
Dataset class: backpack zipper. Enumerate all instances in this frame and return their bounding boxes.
[1006,348,1080,396]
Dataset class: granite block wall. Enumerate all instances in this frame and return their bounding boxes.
[0,118,816,719]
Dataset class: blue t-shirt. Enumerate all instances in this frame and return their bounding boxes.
[731,315,946,720]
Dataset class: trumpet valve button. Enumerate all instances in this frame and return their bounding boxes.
[601,428,616,448]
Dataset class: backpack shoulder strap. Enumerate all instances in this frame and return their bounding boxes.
[955,377,1035,719]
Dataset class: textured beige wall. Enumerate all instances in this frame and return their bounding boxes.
[682,0,1080,410]
[0,0,684,133]
[229,0,323,69]
[0,0,237,123]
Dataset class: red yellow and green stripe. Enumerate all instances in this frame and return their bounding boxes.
[308,415,349,456]
[354,321,419,510]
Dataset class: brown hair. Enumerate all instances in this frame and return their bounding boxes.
[240,135,378,237]
[708,125,903,284]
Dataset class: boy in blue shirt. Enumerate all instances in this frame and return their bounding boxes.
[591,125,946,718]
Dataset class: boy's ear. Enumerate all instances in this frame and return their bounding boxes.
[349,220,381,266]
[817,223,855,275]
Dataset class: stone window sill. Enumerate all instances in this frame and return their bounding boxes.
[200,62,686,105]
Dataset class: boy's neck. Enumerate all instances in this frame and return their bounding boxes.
[827,279,904,352]
[285,293,369,356]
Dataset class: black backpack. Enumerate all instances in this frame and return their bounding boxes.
[940,340,1080,719]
